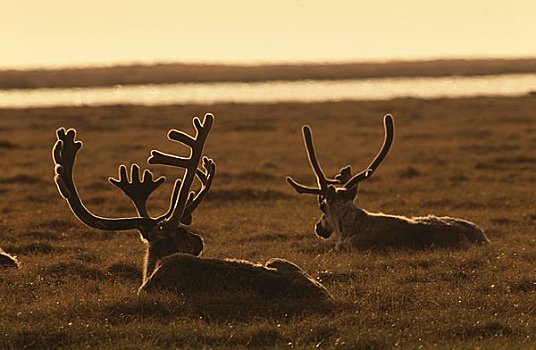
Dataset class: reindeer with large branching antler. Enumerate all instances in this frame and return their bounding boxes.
[287,114,490,251]
[53,114,330,299]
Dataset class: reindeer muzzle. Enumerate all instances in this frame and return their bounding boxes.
[315,222,332,238]
[190,234,204,256]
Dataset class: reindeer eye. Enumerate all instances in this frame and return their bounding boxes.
[157,222,165,231]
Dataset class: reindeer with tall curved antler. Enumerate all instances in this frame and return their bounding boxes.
[287,114,490,251]
[53,114,330,299]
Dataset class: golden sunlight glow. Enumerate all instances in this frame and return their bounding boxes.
[1,0,535,68]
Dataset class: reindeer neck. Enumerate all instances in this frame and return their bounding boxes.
[143,242,165,284]
[329,201,369,237]
[141,244,152,284]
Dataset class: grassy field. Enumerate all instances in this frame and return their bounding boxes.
[1,58,536,90]
[0,96,534,349]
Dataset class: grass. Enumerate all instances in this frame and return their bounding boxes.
[0,96,535,349]
[0,58,535,89]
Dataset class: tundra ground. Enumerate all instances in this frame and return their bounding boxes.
[0,96,534,349]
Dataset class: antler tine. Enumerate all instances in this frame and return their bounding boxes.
[53,128,155,231]
[334,166,353,184]
[158,158,215,225]
[159,179,182,221]
[285,177,322,195]
[148,113,214,226]
[108,164,165,218]
[344,114,395,189]
[181,157,216,225]
[286,125,338,196]
[303,126,329,191]
[148,114,214,169]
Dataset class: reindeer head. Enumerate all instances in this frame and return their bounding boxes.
[286,114,394,239]
[52,114,216,257]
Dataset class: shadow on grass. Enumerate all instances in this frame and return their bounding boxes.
[190,293,334,322]
[103,298,188,324]
[104,292,335,324]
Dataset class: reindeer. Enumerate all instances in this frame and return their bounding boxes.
[53,113,330,299]
[0,247,19,268]
[286,114,490,251]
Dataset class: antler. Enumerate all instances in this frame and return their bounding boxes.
[342,114,394,189]
[286,125,339,196]
[52,128,156,231]
[286,114,394,196]
[148,113,214,226]
[108,164,165,218]
[181,157,216,225]
[158,157,216,225]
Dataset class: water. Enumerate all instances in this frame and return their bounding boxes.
[0,74,534,108]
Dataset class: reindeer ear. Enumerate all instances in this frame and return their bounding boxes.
[326,185,337,201]
[335,166,352,183]
[138,229,152,242]
[343,185,358,202]
[138,224,163,242]
[181,214,193,226]
[315,220,332,238]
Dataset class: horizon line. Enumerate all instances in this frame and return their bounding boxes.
[2,54,536,72]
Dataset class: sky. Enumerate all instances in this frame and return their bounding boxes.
[1,0,535,68]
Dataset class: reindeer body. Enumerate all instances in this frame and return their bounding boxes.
[287,114,490,250]
[323,197,489,250]
[136,224,329,298]
[0,247,20,268]
[141,253,330,299]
